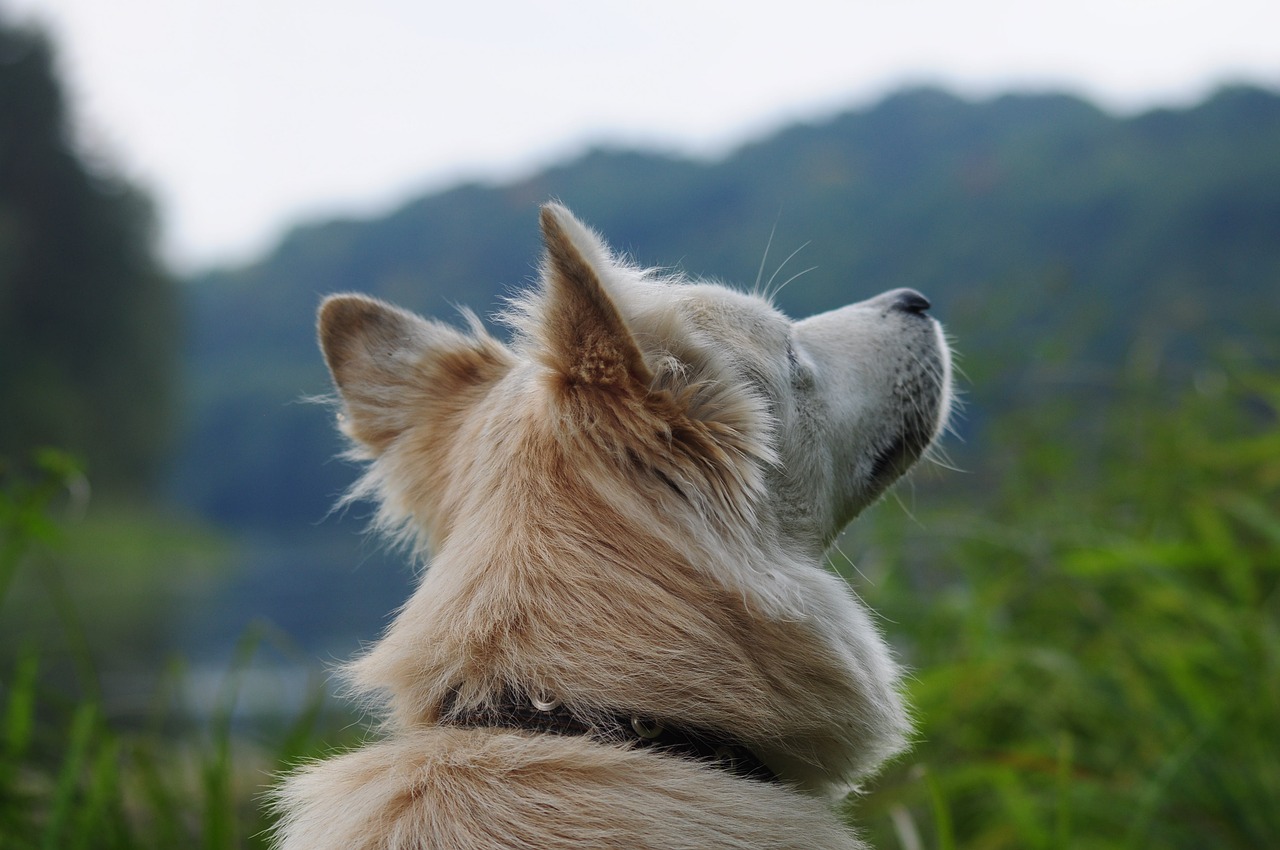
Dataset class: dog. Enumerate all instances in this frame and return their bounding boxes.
[273,204,953,849]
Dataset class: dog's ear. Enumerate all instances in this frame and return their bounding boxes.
[318,294,508,453]
[533,203,653,392]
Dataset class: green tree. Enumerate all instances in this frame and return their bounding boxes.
[0,19,179,495]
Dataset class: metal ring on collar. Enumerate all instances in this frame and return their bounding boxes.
[530,689,561,712]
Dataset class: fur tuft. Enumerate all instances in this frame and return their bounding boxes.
[273,730,869,850]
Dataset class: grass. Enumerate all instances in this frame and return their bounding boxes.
[845,361,1280,848]
[0,623,349,850]
[0,453,355,849]
[2,362,1277,848]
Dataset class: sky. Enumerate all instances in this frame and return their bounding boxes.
[5,0,1280,272]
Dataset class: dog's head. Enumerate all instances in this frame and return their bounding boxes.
[321,203,950,559]
[317,204,952,786]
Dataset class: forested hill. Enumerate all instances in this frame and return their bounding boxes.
[176,85,1280,530]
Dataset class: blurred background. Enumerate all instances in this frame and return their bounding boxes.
[1,1,1277,847]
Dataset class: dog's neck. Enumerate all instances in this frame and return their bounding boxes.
[439,687,779,783]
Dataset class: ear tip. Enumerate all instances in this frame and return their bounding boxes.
[318,293,396,341]
[317,293,393,367]
[539,202,612,270]
[319,292,378,325]
[539,202,572,237]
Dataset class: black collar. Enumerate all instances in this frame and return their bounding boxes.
[440,688,779,784]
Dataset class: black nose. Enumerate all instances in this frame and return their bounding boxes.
[889,289,931,315]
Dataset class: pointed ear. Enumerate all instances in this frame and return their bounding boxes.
[318,294,508,453]
[535,204,652,391]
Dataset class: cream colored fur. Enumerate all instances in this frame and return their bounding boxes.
[273,204,953,849]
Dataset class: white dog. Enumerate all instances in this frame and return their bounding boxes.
[274,204,953,849]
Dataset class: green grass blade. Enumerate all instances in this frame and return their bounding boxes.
[922,766,956,850]
[41,703,97,850]
[3,651,38,763]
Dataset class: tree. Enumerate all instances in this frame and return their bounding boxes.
[0,18,179,495]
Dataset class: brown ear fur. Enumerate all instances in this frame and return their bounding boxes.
[533,205,653,392]
[518,205,773,519]
[318,294,510,454]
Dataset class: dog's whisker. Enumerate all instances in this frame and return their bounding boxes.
[752,212,782,298]
[763,240,811,300]
[769,265,819,301]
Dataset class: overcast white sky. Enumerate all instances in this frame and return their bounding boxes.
[5,0,1279,271]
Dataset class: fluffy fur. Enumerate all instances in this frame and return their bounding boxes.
[273,204,953,849]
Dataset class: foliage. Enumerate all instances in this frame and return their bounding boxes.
[0,456,354,848]
[0,19,179,496]
[845,358,1280,848]
[0,450,81,602]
